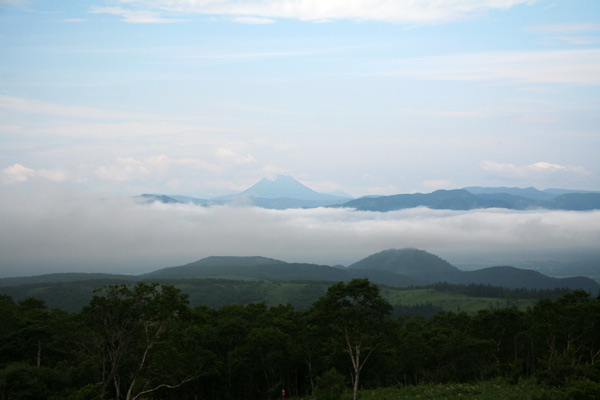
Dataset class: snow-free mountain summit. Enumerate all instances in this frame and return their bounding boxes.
[139,178,600,211]
[215,175,353,209]
[140,175,353,209]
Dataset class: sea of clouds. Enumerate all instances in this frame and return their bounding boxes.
[1,183,599,277]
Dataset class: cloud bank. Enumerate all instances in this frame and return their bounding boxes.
[94,0,535,24]
[1,184,599,277]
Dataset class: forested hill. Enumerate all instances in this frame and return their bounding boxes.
[140,251,599,292]
[2,250,597,292]
[349,248,462,282]
[0,272,136,288]
[341,189,506,211]
[141,256,423,287]
[142,256,285,278]
[1,249,598,312]
[340,189,600,211]
[349,249,600,292]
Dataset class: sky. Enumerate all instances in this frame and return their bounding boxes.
[1,0,600,276]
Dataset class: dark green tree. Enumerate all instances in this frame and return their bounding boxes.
[311,278,392,400]
[82,282,197,400]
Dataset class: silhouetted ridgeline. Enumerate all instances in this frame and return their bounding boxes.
[1,249,597,312]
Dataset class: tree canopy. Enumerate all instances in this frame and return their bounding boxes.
[1,282,599,399]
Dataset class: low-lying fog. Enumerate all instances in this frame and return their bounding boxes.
[1,184,599,277]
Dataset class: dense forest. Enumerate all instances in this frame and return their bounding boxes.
[1,279,600,400]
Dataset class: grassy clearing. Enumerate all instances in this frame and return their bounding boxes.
[358,380,563,400]
[299,379,564,400]
[264,282,328,309]
[380,288,535,313]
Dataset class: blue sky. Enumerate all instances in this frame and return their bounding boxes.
[1,0,599,197]
[1,1,600,276]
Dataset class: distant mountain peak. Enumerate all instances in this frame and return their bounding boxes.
[242,175,332,201]
[349,248,462,281]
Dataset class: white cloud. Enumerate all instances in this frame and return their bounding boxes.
[90,6,183,23]
[216,148,257,166]
[95,157,154,182]
[0,0,35,12]
[95,155,197,183]
[422,180,455,191]
[530,161,566,171]
[1,185,599,276]
[0,163,69,184]
[231,16,275,24]
[37,168,69,182]
[1,163,35,183]
[0,95,223,140]
[398,107,488,119]
[481,160,591,185]
[552,36,600,45]
[364,184,401,196]
[384,49,600,85]
[528,22,600,45]
[261,164,290,178]
[482,160,587,175]
[90,152,260,186]
[0,95,151,121]
[528,22,600,34]
[176,158,222,173]
[32,120,211,138]
[302,179,343,194]
[100,0,535,24]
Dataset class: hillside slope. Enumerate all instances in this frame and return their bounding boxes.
[350,249,600,292]
[143,256,422,287]
[341,189,600,212]
[341,189,512,211]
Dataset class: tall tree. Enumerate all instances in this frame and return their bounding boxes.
[311,279,392,400]
[82,282,197,400]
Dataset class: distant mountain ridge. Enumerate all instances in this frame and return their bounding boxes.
[136,178,600,211]
[349,248,462,282]
[464,186,559,201]
[142,256,285,278]
[4,249,597,293]
[138,175,352,209]
[0,272,136,288]
[141,255,424,287]
[349,249,599,292]
[461,266,599,290]
[341,189,508,211]
[341,189,600,212]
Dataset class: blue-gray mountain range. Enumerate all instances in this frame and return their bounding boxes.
[139,175,352,209]
[137,176,600,211]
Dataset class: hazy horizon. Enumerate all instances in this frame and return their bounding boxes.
[1,182,599,278]
[137,174,600,199]
[1,1,599,278]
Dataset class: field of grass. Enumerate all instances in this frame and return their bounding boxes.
[264,282,328,308]
[229,282,537,313]
[299,379,566,400]
[1,278,539,314]
[380,287,535,313]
